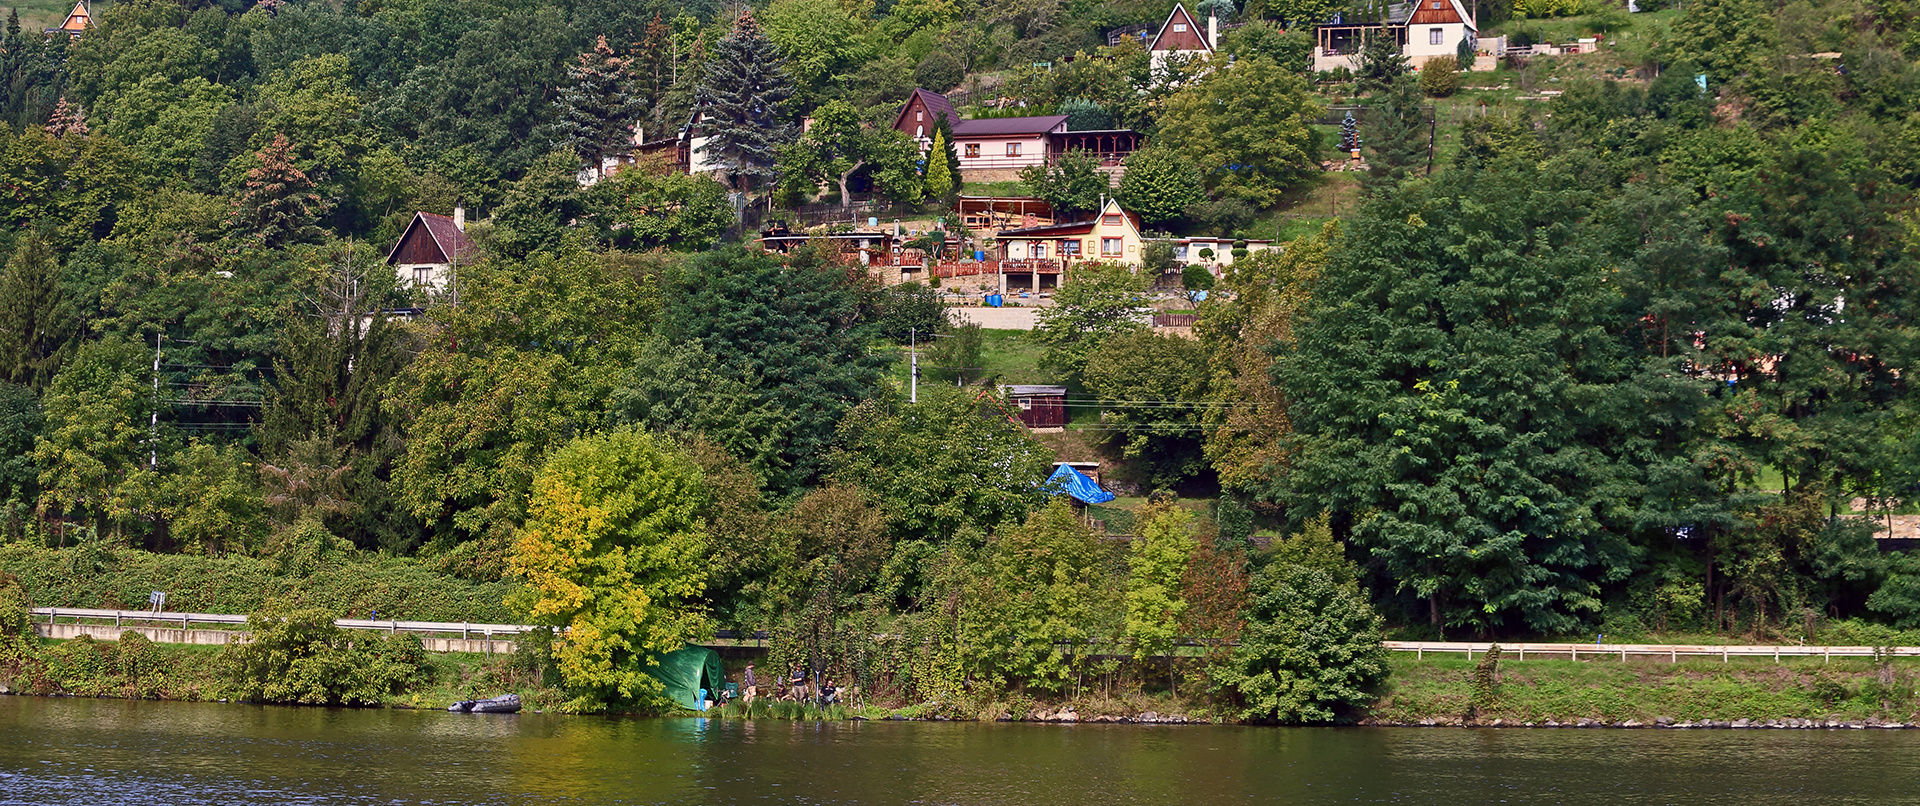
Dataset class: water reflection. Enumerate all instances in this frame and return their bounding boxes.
[2,697,1917,805]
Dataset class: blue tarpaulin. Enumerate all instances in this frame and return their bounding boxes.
[1047,464,1115,504]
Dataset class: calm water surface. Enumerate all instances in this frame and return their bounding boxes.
[2,695,1916,805]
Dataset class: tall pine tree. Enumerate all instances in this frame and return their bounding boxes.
[924,128,955,200]
[695,11,795,192]
[0,232,75,391]
[554,36,646,176]
[1364,75,1428,193]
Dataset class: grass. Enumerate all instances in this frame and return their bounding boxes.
[8,0,83,32]
[1372,654,1920,725]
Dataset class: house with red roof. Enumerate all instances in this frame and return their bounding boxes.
[893,89,1144,184]
[46,1,90,38]
[386,210,477,296]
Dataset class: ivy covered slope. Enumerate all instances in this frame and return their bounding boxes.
[0,0,1918,722]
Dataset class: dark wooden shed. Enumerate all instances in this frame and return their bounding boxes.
[1004,385,1068,429]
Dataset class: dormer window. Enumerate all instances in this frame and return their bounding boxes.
[1173,22,1187,32]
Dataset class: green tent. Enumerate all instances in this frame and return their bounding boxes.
[646,644,725,710]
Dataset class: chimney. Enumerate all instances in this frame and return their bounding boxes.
[1208,8,1218,50]
[453,206,466,231]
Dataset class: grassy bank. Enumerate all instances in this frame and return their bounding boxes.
[0,545,520,623]
[1370,655,1920,726]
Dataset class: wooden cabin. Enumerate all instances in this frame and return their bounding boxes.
[386,210,477,295]
[1004,385,1069,429]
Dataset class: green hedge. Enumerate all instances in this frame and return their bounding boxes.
[0,545,521,623]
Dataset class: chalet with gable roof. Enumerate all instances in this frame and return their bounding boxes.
[46,1,90,37]
[1148,3,1217,74]
[893,89,1144,184]
[1314,0,1477,71]
[386,210,477,295]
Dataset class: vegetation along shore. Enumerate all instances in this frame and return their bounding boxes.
[2,0,1919,727]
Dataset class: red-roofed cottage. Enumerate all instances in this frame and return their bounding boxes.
[894,89,1143,183]
[387,210,477,295]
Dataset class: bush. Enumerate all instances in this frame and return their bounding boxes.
[1212,563,1389,724]
[219,607,429,706]
[1421,57,1461,97]
[914,51,965,93]
[0,544,519,623]
[1183,197,1257,236]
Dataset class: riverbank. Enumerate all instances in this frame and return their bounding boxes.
[8,635,1920,728]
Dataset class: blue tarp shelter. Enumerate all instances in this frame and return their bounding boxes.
[1047,464,1115,504]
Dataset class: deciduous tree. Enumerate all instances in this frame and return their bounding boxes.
[507,428,710,711]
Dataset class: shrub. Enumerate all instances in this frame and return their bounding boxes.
[220,607,429,706]
[914,51,965,93]
[1421,57,1461,97]
[1213,563,1389,724]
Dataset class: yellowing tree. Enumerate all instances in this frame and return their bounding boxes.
[508,428,711,711]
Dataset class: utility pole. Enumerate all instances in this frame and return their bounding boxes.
[910,328,919,403]
[150,333,161,469]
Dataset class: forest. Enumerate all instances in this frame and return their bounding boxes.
[0,0,1918,719]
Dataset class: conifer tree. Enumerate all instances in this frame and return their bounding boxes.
[554,36,646,175]
[45,97,87,139]
[1364,75,1428,192]
[695,11,795,192]
[0,232,75,391]
[923,128,955,199]
[231,134,326,247]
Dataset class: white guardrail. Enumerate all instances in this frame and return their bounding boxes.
[31,607,538,639]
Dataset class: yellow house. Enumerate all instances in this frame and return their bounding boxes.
[993,199,1146,292]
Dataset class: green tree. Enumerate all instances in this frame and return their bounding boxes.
[507,428,710,711]
[696,11,796,192]
[618,246,885,494]
[1275,166,1680,634]
[1085,330,1214,488]
[833,385,1055,544]
[32,338,152,537]
[155,441,268,556]
[776,100,912,206]
[1670,0,1777,84]
[1420,56,1461,96]
[494,151,593,258]
[220,607,427,706]
[389,246,662,572]
[923,128,956,200]
[1034,261,1149,383]
[1118,146,1203,226]
[758,0,862,106]
[1225,21,1313,76]
[877,281,949,344]
[1125,500,1197,665]
[1364,75,1429,193]
[0,233,76,390]
[1018,148,1109,218]
[555,37,647,171]
[1353,30,1410,95]
[1154,57,1322,206]
[1181,263,1215,304]
[961,499,1110,693]
[0,382,41,511]
[1214,563,1389,723]
[583,162,733,251]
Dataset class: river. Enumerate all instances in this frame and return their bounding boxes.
[3,696,1917,805]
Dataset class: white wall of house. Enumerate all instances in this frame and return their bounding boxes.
[1405,21,1473,64]
[955,135,1054,170]
[395,262,451,295]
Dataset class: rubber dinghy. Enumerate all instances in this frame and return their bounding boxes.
[448,694,522,714]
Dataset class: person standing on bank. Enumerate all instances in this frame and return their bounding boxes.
[742,663,758,702]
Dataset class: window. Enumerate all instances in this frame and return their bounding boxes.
[1429,27,1444,44]
[1006,142,1022,157]
[964,143,980,158]
[1432,0,1442,7]
[1017,398,1033,410]
[1101,238,1122,256]
[916,110,924,121]
[1103,214,1121,226]
[1033,243,1047,259]
[1172,22,1187,32]
[1174,245,1188,259]
[1062,240,1081,256]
